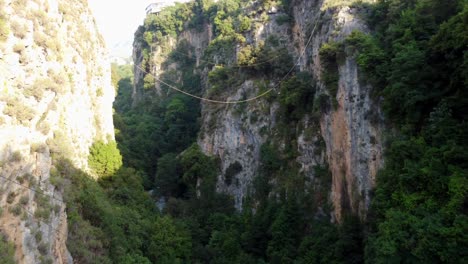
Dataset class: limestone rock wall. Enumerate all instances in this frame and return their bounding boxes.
[290,0,385,221]
[0,0,114,262]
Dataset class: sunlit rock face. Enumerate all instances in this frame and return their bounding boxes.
[133,0,384,222]
[0,0,114,262]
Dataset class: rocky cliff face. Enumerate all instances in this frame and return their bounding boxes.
[134,0,384,222]
[292,0,384,222]
[0,0,114,262]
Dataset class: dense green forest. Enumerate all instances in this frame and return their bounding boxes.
[352,0,468,261]
[55,0,467,263]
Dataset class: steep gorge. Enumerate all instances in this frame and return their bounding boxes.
[124,0,467,262]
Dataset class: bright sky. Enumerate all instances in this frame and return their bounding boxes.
[88,0,155,58]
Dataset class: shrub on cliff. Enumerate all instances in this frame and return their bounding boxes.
[319,41,342,106]
[88,141,123,177]
[3,97,35,124]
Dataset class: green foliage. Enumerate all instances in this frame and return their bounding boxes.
[0,233,15,264]
[147,216,192,262]
[260,143,281,173]
[203,35,237,65]
[144,2,198,38]
[236,14,252,32]
[111,63,134,117]
[278,71,316,121]
[199,0,281,65]
[344,31,386,84]
[367,115,468,262]
[9,204,22,216]
[34,192,52,220]
[88,141,123,177]
[179,143,217,188]
[113,77,132,113]
[154,143,238,263]
[143,73,155,90]
[155,153,180,196]
[207,65,242,95]
[298,216,363,264]
[237,45,257,66]
[297,221,340,263]
[430,6,468,90]
[321,0,374,10]
[114,91,199,187]
[319,41,342,107]
[19,195,28,205]
[251,38,294,77]
[143,31,153,45]
[111,63,132,89]
[357,1,468,263]
[214,12,236,36]
[54,159,170,263]
[114,41,200,186]
[267,201,302,263]
[355,0,466,127]
[6,192,16,204]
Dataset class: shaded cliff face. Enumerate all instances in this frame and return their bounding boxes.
[0,0,114,262]
[291,1,385,221]
[133,0,384,221]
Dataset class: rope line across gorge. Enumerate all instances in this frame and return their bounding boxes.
[136,15,320,104]
[136,64,274,104]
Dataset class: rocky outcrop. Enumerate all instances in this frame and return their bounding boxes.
[200,86,279,208]
[320,55,384,221]
[132,23,212,104]
[290,1,385,221]
[0,0,114,262]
